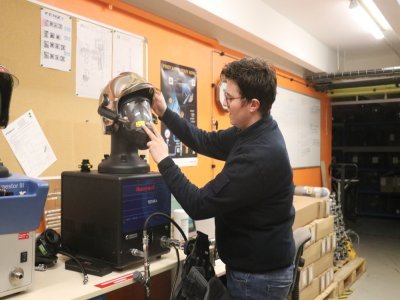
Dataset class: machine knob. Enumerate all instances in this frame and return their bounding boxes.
[9,267,24,285]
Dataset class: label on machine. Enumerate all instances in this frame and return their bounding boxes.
[122,177,171,233]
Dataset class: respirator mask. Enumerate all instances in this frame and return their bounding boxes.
[118,94,152,150]
[97,72,155,174]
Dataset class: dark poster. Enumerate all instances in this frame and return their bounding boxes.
[160,61,197,166]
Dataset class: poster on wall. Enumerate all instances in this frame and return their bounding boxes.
[113,31,146,78]
[76,20,112,99]
[40,8,72,71]
[160,61,197,166]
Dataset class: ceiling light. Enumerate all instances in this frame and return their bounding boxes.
[349,0,384,39]
[360,0,391,30]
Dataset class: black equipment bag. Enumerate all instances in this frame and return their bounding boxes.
[172,231,231,300]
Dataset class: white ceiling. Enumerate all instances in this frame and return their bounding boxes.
[123,0,400,76]
[262,0,400,71]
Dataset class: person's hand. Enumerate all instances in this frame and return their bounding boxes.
[142,122,169,164]
[151,87,167,117]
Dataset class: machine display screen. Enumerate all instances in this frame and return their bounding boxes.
[121,176,171,233]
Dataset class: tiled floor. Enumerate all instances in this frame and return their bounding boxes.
[344,217,400,300]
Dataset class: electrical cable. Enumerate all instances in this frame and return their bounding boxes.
[138,211,188,300]
[345,229,360,250]
[144,212,188,242]
[59,250,88,284]
[170,244,180,300]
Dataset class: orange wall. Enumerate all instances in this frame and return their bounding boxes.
[38,0,331,188]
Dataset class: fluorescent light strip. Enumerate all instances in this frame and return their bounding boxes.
[360,0,391,30]
[349,0,384,39]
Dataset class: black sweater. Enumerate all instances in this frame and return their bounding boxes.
[158,108,295,272]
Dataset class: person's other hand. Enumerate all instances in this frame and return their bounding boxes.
[142,122,169,164]
[152,87,167,117]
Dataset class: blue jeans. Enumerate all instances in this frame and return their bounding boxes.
[226,264,294,300]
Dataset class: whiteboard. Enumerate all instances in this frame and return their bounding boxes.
[271,87,320,168]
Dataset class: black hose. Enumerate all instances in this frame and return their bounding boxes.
[144,212,188,242]
[170,244,180,300]
[59,250,88,284]
[142,211,188,300]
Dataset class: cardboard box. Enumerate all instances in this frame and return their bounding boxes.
[319,267,335,293]
[299,276,320,300]
[326,268,334,288]
[41,176,61,194]
[303,239,322,267]
[304,223,316,248]
[310,252,334,279]
[395,177,400,193]
[320,271,326,292]
[307,264,314,285]
[330,233,336,251]
[313,215,334,241]
[380,176,395,193]
[300,268,308,290]
[293,196,320,229]
[318,198,331,218]
[38,177,61,233]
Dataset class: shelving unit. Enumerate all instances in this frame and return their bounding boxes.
[332,98,400,219]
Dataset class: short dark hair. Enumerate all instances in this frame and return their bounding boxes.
[220,57,277,115]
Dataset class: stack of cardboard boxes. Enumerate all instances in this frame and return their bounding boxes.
[293,195,337,300]
[37,177,62,233]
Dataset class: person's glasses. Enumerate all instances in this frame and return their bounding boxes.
[224,92,244,103]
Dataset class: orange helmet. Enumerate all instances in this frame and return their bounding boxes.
[98,72,154,150]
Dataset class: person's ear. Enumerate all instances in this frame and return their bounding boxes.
[249,98,260,112]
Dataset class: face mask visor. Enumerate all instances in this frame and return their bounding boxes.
[119,96,153,150]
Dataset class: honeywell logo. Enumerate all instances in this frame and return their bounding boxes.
[136,184,155,192]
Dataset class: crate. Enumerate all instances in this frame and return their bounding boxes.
[333,257,350,272]
[333,257,366,296]
[314,282,338,300]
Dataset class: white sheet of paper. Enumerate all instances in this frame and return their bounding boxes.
[40,8,72,71]
[2,110,57,178]
[113,31,145,78]
[76,20,112,99]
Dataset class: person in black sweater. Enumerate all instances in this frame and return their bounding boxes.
[143,57,295,300]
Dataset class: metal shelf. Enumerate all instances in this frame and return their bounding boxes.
[333,146,400,152]
[333,120,400,127]
[333,102,400,219]
[356,211,400,219]
[358,167,400,172]
[358,190,400,196]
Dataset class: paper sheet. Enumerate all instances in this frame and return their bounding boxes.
[76,20,112,99]
[40,8,72,71]
[2,110,57,178]
[113,31,145,78]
